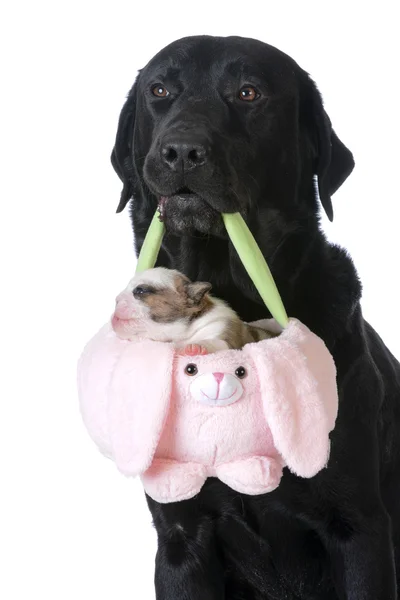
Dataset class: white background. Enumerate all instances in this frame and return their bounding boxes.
[1,1,399,598]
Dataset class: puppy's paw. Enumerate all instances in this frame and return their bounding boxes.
[178,344,209,356]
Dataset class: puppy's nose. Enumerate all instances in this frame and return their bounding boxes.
[114,293,135,319]
[161,140,208,171]
[114,300,133,319]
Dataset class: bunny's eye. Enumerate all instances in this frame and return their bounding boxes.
[185,364,198,376]
[235,366,247,379]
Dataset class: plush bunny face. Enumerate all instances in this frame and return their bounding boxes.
[189,370,244,406]
[176,352,258,407]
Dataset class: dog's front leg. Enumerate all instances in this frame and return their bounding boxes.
[301,435,397,599]
[325,507,396,600]
[147,495,225,600]
[300,350,398,599]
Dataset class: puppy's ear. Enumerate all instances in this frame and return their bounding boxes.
[111,75,139,213]
[186,282,212,305]
[302,76,354,221]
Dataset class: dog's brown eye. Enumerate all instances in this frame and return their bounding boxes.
[235,366,247,379]
[152,85,170,98]
[239,86,259,102]
[185,364,198,376]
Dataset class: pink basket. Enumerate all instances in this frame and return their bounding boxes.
[78,318,338,503]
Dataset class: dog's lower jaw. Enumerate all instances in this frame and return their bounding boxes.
[160,195,224,236]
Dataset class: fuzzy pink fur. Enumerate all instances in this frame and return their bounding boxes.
[78,319,338,503]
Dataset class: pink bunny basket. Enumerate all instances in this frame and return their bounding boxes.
[78,318,338,503]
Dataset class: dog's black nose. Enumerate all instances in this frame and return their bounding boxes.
[161,140,208,171]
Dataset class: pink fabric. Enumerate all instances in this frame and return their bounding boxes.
[78,319,338,503]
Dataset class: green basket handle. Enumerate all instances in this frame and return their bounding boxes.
[135,210,289,328]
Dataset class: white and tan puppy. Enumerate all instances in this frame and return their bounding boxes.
[111,267,272,353]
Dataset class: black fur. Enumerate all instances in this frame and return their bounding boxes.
[111,35,400,599]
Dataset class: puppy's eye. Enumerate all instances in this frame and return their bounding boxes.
[239,86,260,102]
[185,363,198,376]
[152,85,170,98]
[133,285,153,298]
[235,366,247,379]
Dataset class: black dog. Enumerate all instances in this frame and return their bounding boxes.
[111,35,400,600]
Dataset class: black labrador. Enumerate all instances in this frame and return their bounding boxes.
[110,35,400,600]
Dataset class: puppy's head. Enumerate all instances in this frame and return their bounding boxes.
[111,36,354,235]
[111,267,212,341]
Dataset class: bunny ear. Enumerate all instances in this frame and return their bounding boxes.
[250,320,338,478]
[108,340,174,476]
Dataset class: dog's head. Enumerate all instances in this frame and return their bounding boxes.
[111,267,212,341]
[111,35,353,236]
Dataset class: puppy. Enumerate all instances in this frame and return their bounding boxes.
[111,267,272,353]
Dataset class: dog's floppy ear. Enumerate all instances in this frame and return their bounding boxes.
[111,75,140,213]
[302,76,354,221]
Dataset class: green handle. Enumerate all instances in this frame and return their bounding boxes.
[222,213,288,328]
[135,211,165,274]
[135,210,289,328]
